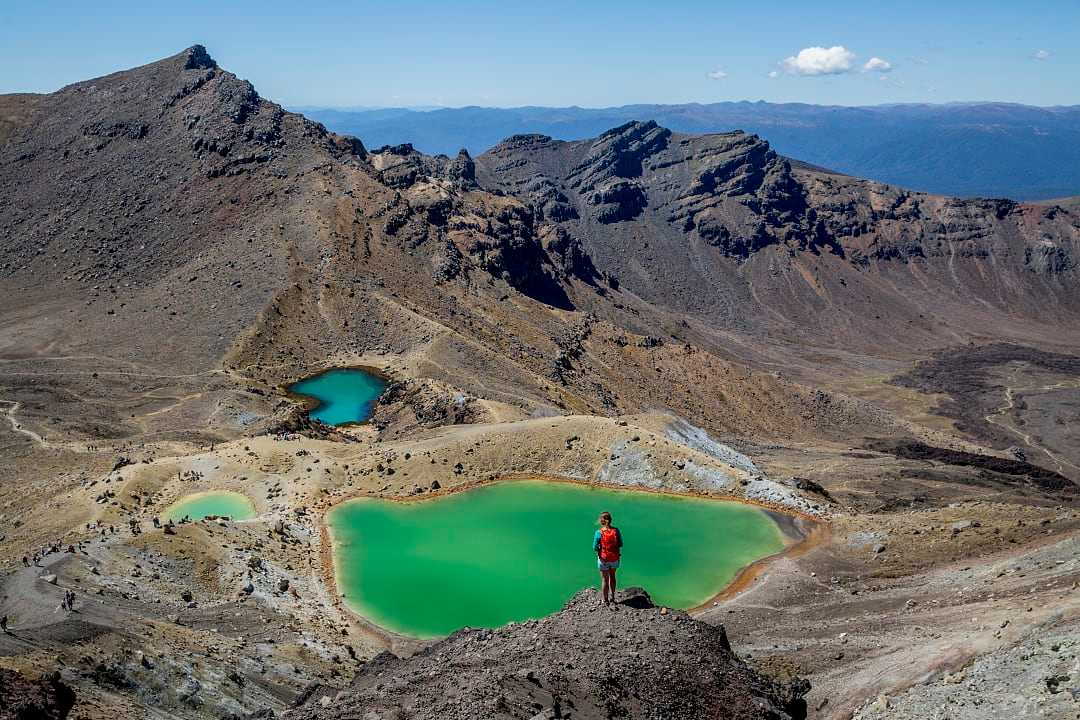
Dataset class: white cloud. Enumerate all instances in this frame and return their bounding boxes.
[780,46,856,76]
[1033,49,1052,61]
[768,70,780,78]
[863,57,892,72]
[707,69,728,80]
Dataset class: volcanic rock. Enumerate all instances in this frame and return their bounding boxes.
[0,669,76,720]
[288,587,809,720]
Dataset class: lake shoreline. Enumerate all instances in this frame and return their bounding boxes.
[690,514,830,612]
[320,473,828,646]
[282,364,390,428]
[162,489,257,522]
[327,471,824,522]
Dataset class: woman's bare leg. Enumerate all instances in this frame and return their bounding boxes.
[609,568,617,601]
[599,570,608,604]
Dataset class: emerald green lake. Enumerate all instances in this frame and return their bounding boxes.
[288,368,386,426]
[163,491,255,522]
[327,480,786,638]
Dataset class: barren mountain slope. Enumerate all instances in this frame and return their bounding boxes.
[1,47,1079,720]
[0,47,903,458]
[477,123,1080,366]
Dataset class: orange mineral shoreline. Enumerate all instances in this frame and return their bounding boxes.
[318,472,830,647]
[691,516,830,612]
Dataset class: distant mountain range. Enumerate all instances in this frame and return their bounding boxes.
[303,102,1080,200]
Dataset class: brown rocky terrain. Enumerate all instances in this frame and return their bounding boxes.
[1,46,1079,720]
[476,122,1080,360]
[0,667,74,719]
[290,587,809,720]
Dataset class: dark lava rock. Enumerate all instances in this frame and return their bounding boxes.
[590,179,648,223]
[288,587,809,720]
[543,226,598,284]
[891,343,1080,452]
[89,662,131,690]
[866,437,1077,493]
[792,477,835,503]
[0,669,75,720]
[1025,243,1075,274]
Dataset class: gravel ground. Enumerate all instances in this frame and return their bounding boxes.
[853,622,1080,719]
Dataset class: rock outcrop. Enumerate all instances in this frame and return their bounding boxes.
[289,588,809,720]
[0,669,75,720]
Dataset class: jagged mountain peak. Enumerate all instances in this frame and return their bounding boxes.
[477,119,803,233]
[475,117,1079,338]
[2,46,1079,375]
[182,44,217,70]
[595,118,662,139]
[488,132,557,153]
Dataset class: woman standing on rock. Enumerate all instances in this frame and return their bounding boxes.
[593,511,623,606]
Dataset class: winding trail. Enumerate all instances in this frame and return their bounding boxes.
[1,400,46,446]
[983,368,1080,476]
[0,553,126,655]
[0,356,248,453]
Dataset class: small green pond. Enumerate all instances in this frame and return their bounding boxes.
[327,480,786,638]
[288,368,387,426]
[163,491,255,522]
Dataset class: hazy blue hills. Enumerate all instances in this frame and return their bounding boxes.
[302,102,1080,200]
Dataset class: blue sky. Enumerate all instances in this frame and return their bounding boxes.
[2,0,1076,108]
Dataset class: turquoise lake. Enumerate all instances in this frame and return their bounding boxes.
[163,491,255,522]
[288,368,387,426]
[328,480,787,638]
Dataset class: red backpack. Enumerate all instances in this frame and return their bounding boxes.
[599,527,622,562]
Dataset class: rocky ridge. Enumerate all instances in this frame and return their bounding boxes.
[289,588,809,720]
[477,120,1080,351]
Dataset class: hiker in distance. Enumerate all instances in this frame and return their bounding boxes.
[593,511,623,606]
